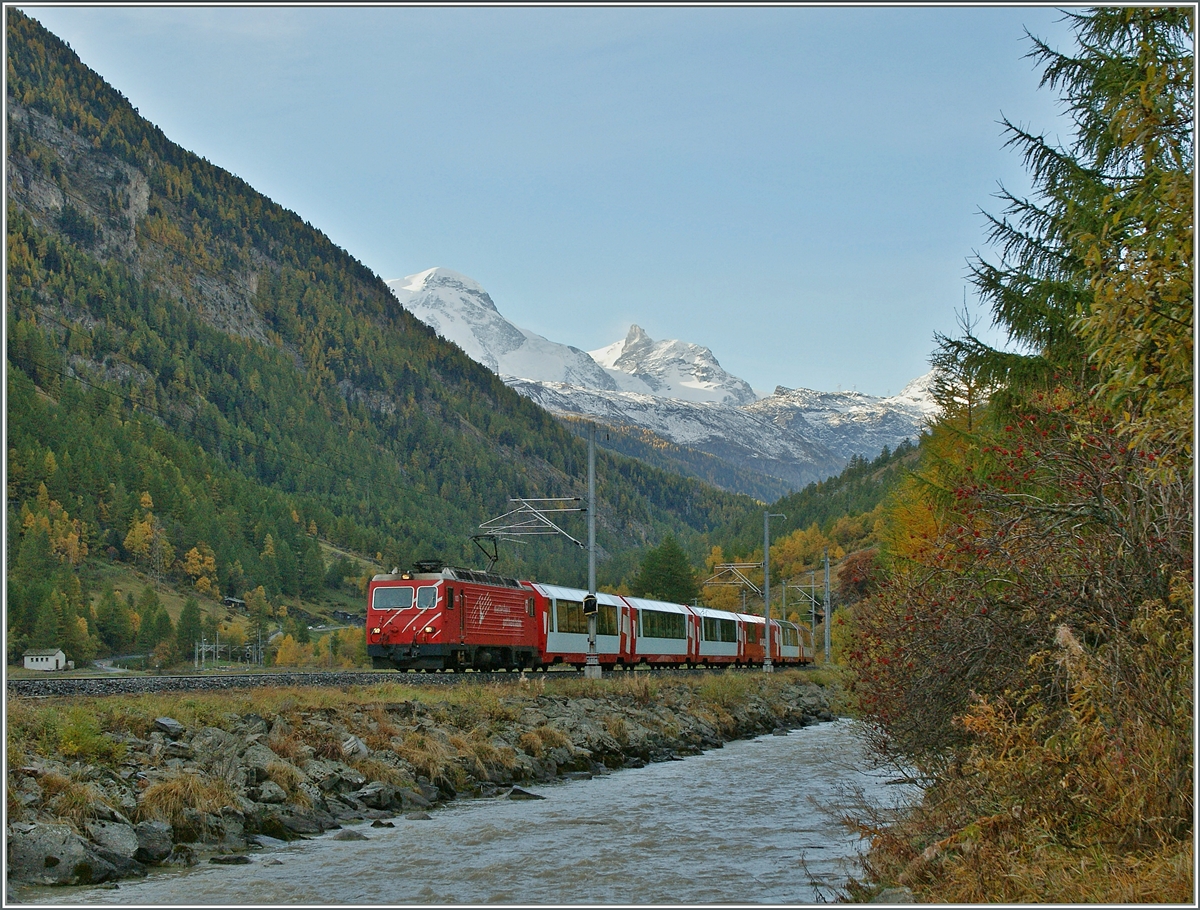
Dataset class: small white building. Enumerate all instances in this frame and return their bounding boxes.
[23,648,67,671]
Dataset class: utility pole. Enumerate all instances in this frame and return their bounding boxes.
[584,424,601,679]
[810,570,817,640]
[763,511,785,672]
[823,547,832,663]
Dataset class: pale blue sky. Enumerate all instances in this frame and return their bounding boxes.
[19,5,1079,397]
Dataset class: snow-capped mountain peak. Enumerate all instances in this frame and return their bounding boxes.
[391,267,499,313]
[386,269,616,388]
[589,325,758,406]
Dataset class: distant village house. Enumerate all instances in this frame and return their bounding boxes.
[23,648,72,671]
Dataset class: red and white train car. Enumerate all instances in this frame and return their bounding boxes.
[527,583,628,667]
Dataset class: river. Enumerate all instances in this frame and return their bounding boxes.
[18,718,915,905]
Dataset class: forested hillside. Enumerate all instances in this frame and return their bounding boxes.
[4,9,760,664]
[559,416,795,504]
[690,440,916,617]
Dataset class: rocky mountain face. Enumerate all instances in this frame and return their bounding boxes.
[389,270,938,496]
[589,324,758,405]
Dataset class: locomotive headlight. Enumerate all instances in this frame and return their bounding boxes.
[423,625,435,635]
[372,627,382,635]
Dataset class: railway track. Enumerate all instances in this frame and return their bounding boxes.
[6,665,781,698]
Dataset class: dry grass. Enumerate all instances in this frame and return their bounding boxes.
[299,728,346,761]
[6,701,126,768]
[393,731,458,782]
[448,730,518,779]
[135,771,238,828]
[366,705,402,738]
[350,755,413,788]
[266,730,305,762]
[862,827,1195,904]
[37,772,107,828]
[603,714,628,744]
[264,761,311,808]
[516,724,570,758]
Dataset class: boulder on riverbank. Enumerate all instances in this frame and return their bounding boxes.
[6,674,834,889]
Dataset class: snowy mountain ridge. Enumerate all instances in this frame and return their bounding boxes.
[387,267,938,494]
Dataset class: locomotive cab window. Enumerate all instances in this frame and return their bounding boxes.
[416,586,438,610]
[373,586,414,611]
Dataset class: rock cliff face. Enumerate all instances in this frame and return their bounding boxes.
[7,98,270,346]
[6,677,833,890]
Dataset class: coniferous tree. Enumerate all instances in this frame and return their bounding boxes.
[175,597,202,659]
[95,588,133,653]
[299,538,325,598]
[30,590,63,649]
[631,535,700,604]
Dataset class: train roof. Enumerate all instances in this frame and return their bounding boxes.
[526,583,625,606]
[690,604,740,620]
[371,566,526,589]
[621,596,689,614]
[735,613,796,626]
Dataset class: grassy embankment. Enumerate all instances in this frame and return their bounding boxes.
[7,668,841,834]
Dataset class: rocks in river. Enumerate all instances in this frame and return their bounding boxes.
[7,823,119,885]
[162,844,197,867]
[83,819,146,877]
[209,854,252,865]
[134,821,174,864]
[871,886,915,903]
[331,829,369,841]
[247,833,288,848]
[85,819,139,859]
[506,787,546,800]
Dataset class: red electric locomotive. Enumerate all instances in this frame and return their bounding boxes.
[366,560,542,671]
